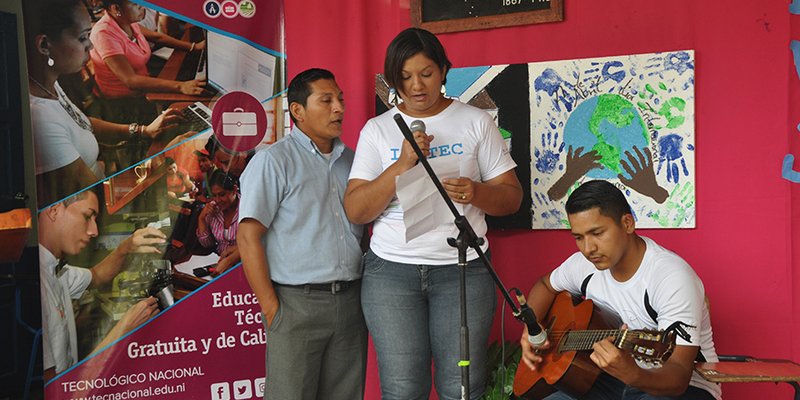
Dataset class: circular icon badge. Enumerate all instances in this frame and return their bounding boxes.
[239,0,256,18]
[203,0,221,18]
[211,91,267,153]
[220,0,239,18]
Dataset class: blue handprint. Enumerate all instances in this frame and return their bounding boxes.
[533,68,575,113]
[533,130,565,175]
[531,191,564,227]
[656,134,690,183]
[645,51,694,78]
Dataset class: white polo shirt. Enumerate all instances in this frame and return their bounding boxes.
[39,245,92,374]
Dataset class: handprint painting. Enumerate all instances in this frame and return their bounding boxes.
[529,51,696,229]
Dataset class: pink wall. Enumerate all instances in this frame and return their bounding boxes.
[285,1,799,398]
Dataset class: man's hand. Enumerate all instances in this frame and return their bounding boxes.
[519,325,552,371]
[590,336,641,385]
[262,298,280,329]
[91,297,158,356]
[118,297,159,333]
[119,227,167,255]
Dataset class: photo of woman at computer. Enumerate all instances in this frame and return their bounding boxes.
[23,0,188,208]
[87,0,208,123]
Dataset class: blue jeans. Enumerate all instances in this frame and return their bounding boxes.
[543,372,716,400]
[361,250,496,400]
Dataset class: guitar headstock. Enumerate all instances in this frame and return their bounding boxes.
[616,329,676,366]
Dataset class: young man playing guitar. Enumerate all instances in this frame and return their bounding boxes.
[519,180,721,399]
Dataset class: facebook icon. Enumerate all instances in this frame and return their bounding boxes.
[210,382,230,400]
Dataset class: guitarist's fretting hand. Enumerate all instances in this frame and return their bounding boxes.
[519,326,552,371]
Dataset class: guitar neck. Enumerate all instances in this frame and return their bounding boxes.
[558,329,623,352]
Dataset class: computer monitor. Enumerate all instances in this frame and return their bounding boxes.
[207,31,277,101]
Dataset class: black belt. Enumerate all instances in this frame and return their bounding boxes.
[274,280,359,294]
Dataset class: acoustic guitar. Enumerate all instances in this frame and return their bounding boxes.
[513,292,677,399]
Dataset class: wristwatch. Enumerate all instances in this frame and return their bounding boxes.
[128,123,140,137]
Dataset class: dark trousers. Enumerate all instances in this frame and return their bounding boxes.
[264,282,367,400]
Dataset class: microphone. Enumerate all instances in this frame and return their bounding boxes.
[410,119,426,136]
[409,120,426,165]
[393,114,425,162]
[515,293,548,347]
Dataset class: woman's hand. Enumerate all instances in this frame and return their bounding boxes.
[143,108,184,139]
[199,201,217,220]
[178,79,207,95]
[397,131,434,170]
[213,246,240,277]
[443,177,476,204]
[192,40,206,51]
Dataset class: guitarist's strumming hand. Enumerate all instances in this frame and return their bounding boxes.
[519,325,552,371]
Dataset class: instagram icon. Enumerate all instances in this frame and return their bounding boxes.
[254,377,265,397]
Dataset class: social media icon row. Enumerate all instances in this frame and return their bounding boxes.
[210,377,265,400]
[204,0,256,19]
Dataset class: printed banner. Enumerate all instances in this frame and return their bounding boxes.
[24,0,286,398]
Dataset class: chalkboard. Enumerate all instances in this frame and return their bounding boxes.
[411,0,562,33]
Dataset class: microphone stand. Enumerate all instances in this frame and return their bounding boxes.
[392,115,536,400]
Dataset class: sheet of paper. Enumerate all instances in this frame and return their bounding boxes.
[151,47,174,60]
[174,253,219,281]
[395,158,462,242]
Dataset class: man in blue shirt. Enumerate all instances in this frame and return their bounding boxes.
[238,68,366,400]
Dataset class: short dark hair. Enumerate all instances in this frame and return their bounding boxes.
[383,28,452,95]
[287,68,335,124]
[23,0,88,43]
[565,180,632,222]
[100,0,125,8]
[208,169,238,191]
[61,187,97,209]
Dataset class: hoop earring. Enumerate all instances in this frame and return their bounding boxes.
[47,56,54,67]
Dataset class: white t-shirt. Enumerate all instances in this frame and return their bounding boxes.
[39,245,92,374]
[349,100,516,264]
[31,82,102,177]
[549,236,721,399]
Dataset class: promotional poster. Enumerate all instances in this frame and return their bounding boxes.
[25,0,285,398]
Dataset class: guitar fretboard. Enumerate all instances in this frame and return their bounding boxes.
[558,329,622,352]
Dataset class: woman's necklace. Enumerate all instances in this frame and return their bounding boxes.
[30,76,93,132]
[28,76,58,99]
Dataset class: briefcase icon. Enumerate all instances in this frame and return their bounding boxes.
[221,108,257,137]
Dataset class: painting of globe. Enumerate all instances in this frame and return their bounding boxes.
[563,93,649,179]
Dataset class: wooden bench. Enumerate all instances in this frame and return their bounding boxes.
[696,358,800,399]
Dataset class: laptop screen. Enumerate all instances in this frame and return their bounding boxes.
[207,31,277,101]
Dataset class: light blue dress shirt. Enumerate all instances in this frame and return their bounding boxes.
[238,126,364,284]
